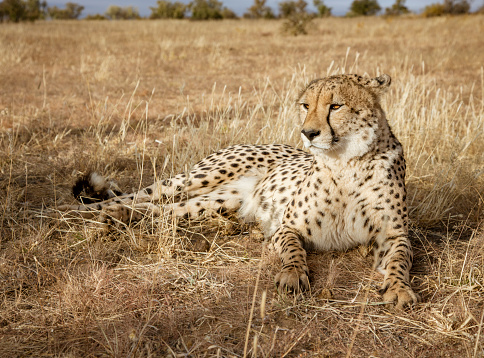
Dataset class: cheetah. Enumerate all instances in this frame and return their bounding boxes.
[57,74,418,309]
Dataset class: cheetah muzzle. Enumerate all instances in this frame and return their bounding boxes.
[56,74,418,310]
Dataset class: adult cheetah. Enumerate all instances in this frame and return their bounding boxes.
[58,74,418,309]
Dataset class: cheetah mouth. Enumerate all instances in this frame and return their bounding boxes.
[301,132,341,152]
[304,139,343,153]
[306,142,330,150]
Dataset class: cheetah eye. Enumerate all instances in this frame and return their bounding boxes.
[330,104,342,110]
[301,103,309,110]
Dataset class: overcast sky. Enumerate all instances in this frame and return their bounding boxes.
[47,0,483,17]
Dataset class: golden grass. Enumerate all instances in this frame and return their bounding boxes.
[1,16,484,357]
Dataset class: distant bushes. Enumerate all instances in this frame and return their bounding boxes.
[0,0,480,24]
[243,0,275,19]
[0,0,83,21]
[422,0,470,17]
[313,0,331,17]
[149,0,186,19]
[104,5,140,20]
[189,0,223,20]
[384,0,409,16]
[279,0,314,36]
[346,0,381,17]
[0,0,48,22]
[149,0,238,20]
[84,14,106,20]
[48,2,83,19]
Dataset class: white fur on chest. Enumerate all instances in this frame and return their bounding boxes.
[296,159,395,251]
[229,151,398,252]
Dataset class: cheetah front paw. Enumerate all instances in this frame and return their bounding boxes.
[275,266,309,292]
[380,280,418,310]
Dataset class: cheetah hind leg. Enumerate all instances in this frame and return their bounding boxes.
[56,164,242,219]
[54,170,191,219]
[88,187,244,225]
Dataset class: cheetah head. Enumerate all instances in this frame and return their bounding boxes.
[298,74,391,161]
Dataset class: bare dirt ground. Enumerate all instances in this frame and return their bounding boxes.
[1,16,484,357]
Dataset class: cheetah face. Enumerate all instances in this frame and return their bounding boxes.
[299,74,391,161]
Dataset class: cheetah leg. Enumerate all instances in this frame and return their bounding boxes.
[164,189,242,218]
[55,191,153,219]
[375,235,418,310]
[73,188,243,224]
[272,226,309,292]
[57,170,215,214]
[56,154,251,217]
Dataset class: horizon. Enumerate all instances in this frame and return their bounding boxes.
[44,0,484,18]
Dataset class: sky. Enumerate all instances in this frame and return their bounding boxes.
[47,0,483,17]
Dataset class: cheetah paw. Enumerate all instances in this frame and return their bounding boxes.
[381,282,419,310]
[275,267,309,292]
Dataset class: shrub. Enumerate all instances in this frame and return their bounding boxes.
[105,5,140,20]
[149,0,187,19]
[221,7,238,19]
[84,14,107,20]
[347,0,381,17]
[279,0,314,36]
[0,0,47,22]
[243,0,275,19]
[443,0,470,14]
[422,0,470,17]
[48,2,84,20]
[422,3,445,17]
[313,0,331,17]
[189,0,223,20]
[384,0,410,16]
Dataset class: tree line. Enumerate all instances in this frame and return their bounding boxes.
[0,0,481,23]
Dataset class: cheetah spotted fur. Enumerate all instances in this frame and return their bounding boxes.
[58,74,418,310]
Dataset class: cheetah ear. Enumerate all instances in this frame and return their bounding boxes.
[367,74,391,96]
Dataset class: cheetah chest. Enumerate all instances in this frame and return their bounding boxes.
[290,161,404,251]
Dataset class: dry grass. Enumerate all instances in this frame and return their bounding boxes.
[1,16,484,357]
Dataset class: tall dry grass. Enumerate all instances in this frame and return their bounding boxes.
[0,16,483,357]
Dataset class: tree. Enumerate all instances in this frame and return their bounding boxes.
[422,3,445,16]
[0,0,47,22]
[221,7,238,19]
[442,0,470,14]
[48,2,84,19]
[105,5,140,20]
[422,0,470,16]
[279,0,306,18]
[25,0,47,20]
[243,0,275,19]
[1,0,26,22]
[347,0,381,16]
[189,0,224,20]
[149,0,187,19]
[313,0,331,17]
[385,0,409,16]
[278,0,313,36]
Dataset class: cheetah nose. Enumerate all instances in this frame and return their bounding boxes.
[301,129,321,141]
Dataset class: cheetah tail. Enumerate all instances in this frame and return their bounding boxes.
[72,172,124,204]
